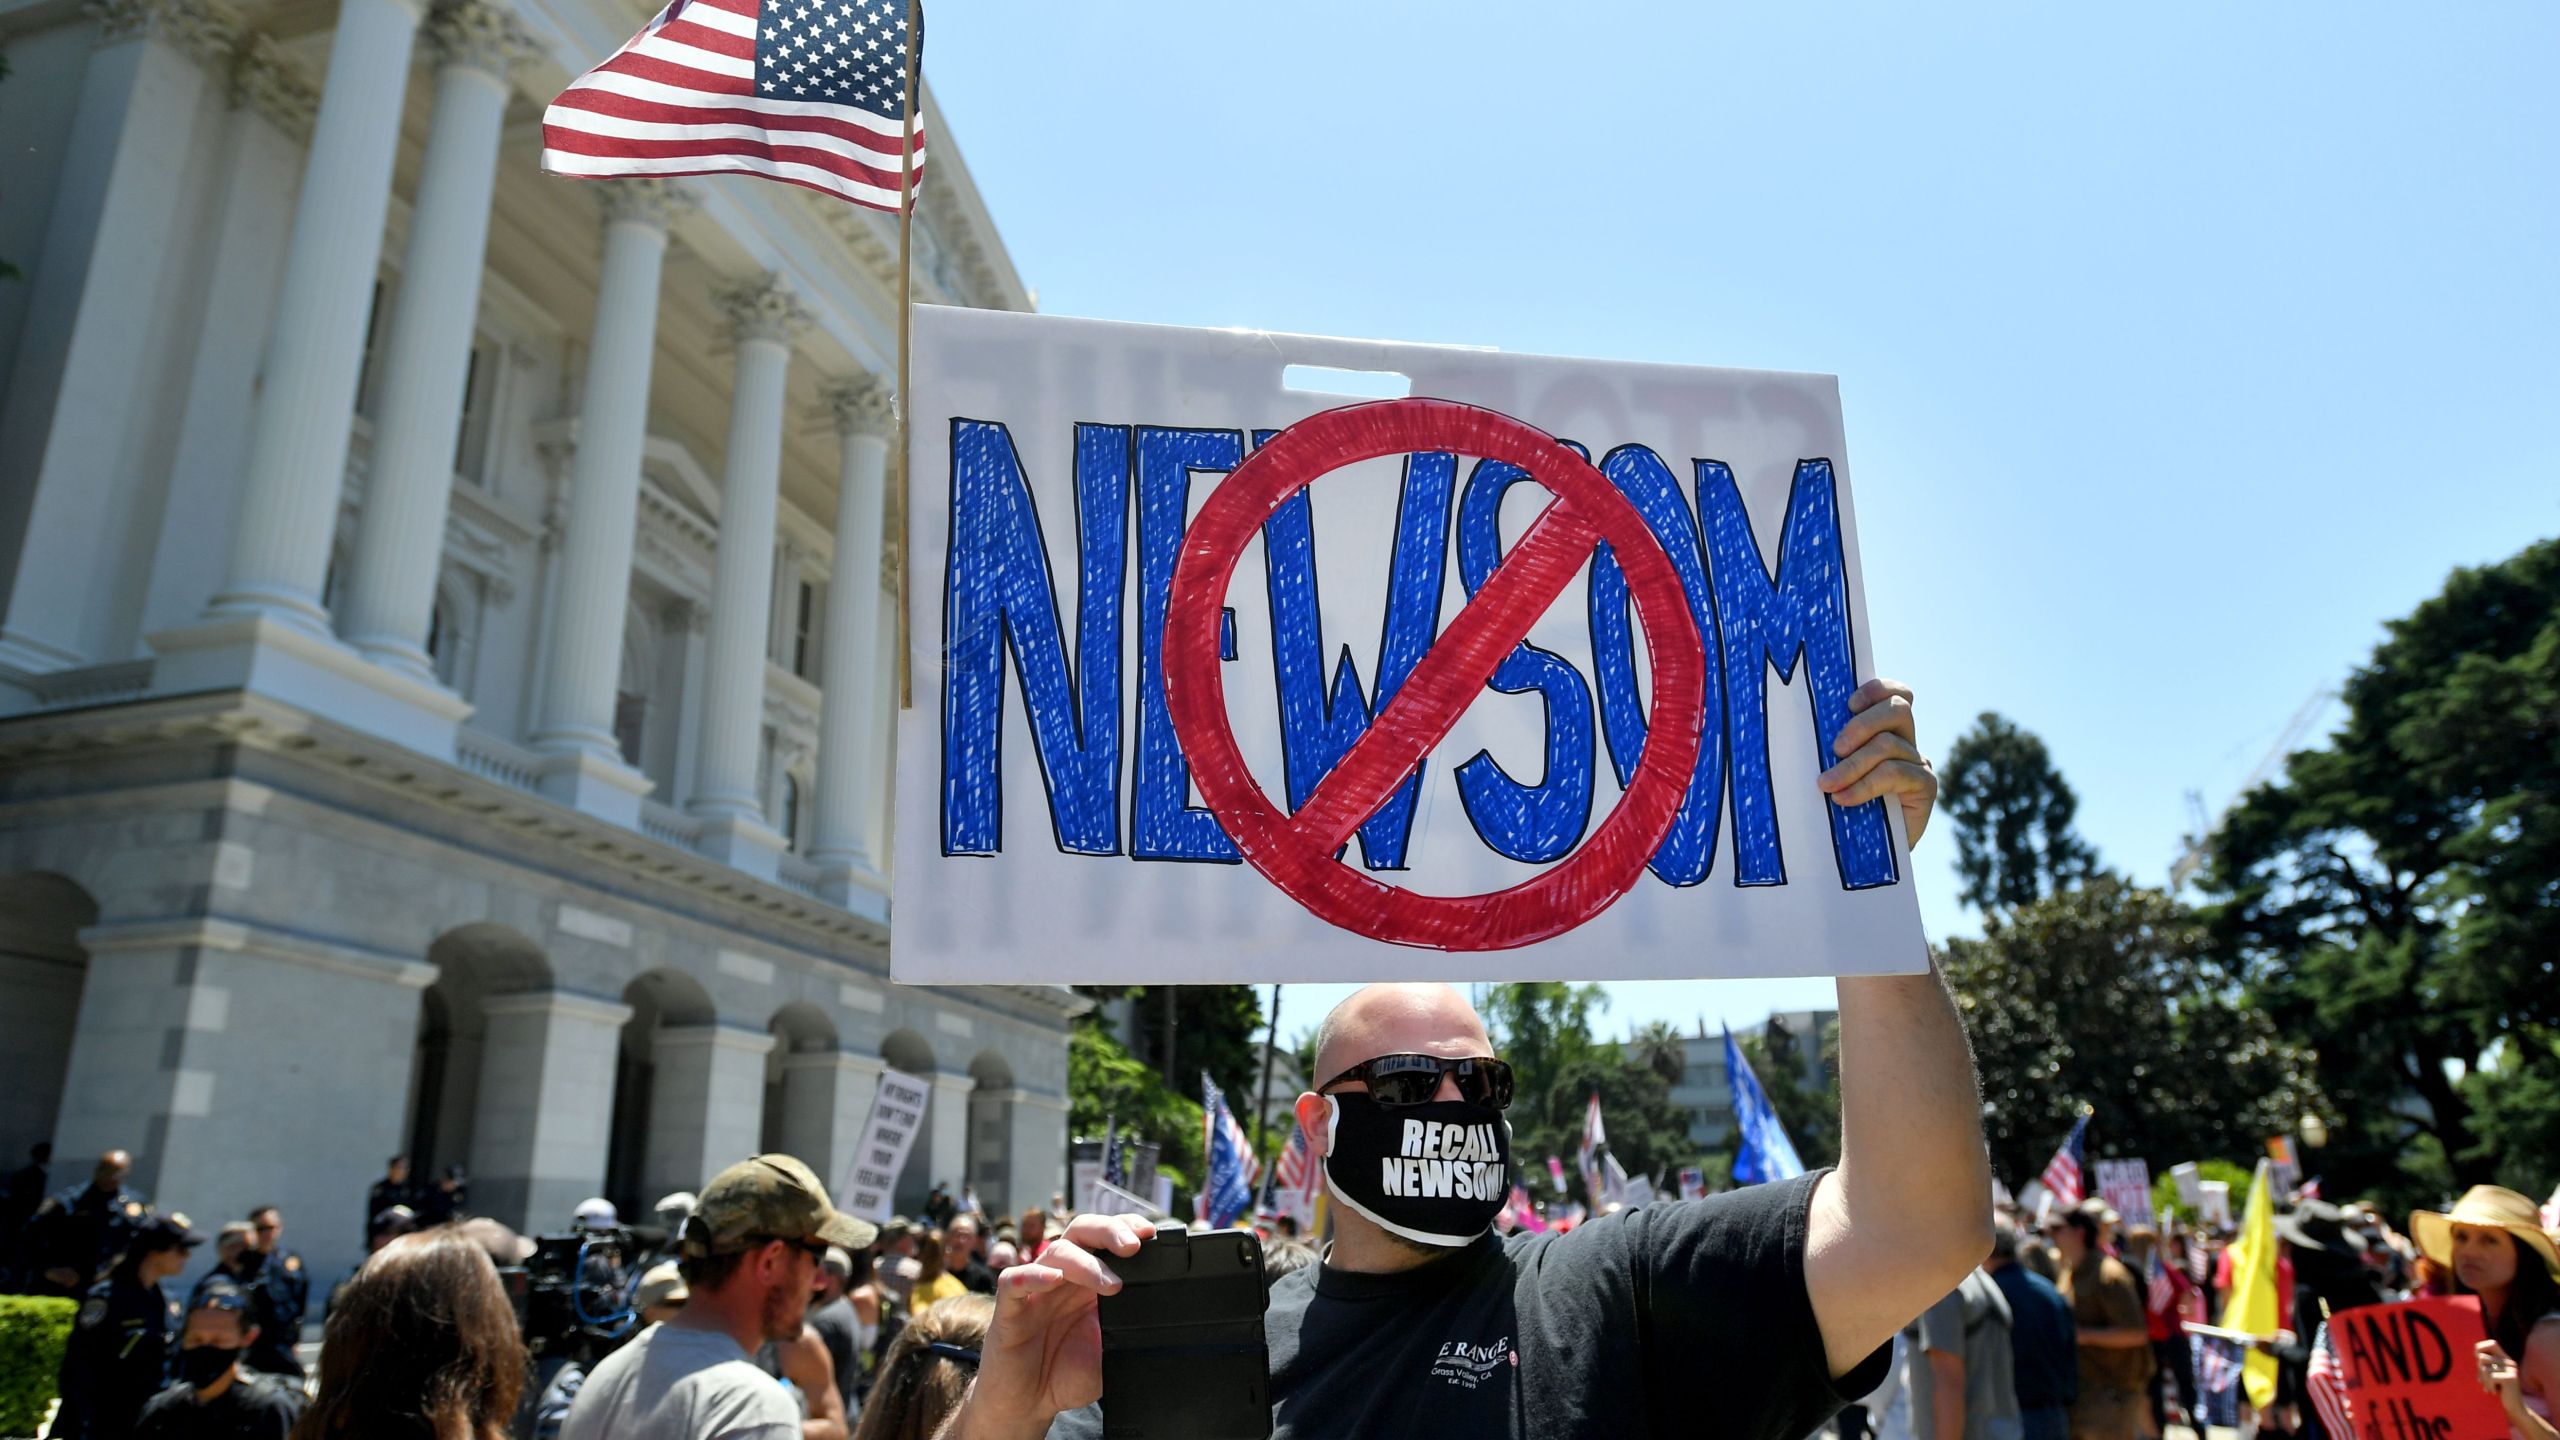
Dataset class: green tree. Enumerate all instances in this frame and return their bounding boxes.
[1074,985,1266,1107]
[1628,1020,1688,1086]
[2204,538,2560,1205]
[1066,1015,1204,1193]
[1483,983,1702,1205]
[1941,712,2102,910]
[1940,877,2322,1190]
[1738,1018,1842,1169]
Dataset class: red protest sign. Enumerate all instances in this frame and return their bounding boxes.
[1162,398,1707,951]
[2334,1296,2512,1440]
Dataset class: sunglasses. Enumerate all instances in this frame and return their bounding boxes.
[1321,1053,1514,1110]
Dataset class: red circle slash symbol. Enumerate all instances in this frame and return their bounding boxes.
[1162,398,1707,951]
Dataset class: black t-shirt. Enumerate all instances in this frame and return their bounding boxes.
[132,1373,303,1439]
[1049,1169,1883,1440]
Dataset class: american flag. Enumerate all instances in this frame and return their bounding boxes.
[2146,1245,2177,1314]
[1274,1123,1310,1195]
[2039,1112,2091,1208]
[2306,1318,2356,1440]
[1578,1093,1607,1196]
[1199,1074,1260,1229]
[1100,1115,1125,1189]
[1272,1121,1314,1227]
[541,0,926,212]
[2192,1334,2245,1428]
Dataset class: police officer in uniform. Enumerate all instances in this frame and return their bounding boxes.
[364,1156,414,1247]
[241,1205,306,1380]
[48,1212,201,1440]
[26,1150,151,1299]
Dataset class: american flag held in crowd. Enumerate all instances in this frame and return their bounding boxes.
[540,0,926,209]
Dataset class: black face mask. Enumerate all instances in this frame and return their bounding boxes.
[1321,1093,1512,1248]
[179,1344,240,1389]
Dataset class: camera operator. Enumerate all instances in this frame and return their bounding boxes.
[558,1155,873,1440]
[937,680,1990,1440]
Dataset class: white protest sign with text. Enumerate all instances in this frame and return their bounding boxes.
[897,307,1925,983]
[2094,1159,2156,1228]
[839,1066,929,1223]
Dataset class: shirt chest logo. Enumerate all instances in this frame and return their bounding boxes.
[1429,1335,1517,1390]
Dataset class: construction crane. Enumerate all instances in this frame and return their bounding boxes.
[2169,687,2339,889]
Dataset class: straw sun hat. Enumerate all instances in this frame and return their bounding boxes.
[2410,1185,2560,1281]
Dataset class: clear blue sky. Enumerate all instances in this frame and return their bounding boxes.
[925,2,2560,1048]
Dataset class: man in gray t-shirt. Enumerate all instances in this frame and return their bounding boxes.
[560,1154,876,1440]
[1908,1267,2021,1440]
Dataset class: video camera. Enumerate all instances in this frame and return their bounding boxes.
[497,1224,645,1357]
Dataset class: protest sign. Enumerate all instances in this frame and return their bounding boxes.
[2171,1161,2204,1210]
[839,1066,929,1222]
[896,306,1924,983]
[2266,1136,2302,1199]
[2199,1180,2233,1230]
[2095,1159,2155,1227]
[2333,1296,2511,1440]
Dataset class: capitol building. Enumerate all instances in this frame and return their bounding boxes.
[0,0,1080,1281]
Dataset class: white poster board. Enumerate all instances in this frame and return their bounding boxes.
[2171,1161,2204,1210]
[2094,1159,2155,1228]
[897,307,1925,983]
[2198,1180,2233,1231]
[839,1067,929,1223]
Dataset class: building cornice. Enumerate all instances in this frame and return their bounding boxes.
[0,690,892,957]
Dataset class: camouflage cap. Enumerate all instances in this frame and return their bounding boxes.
[683,1154,876,1257]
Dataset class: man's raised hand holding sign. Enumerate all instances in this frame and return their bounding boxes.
[937,681,1992,1440]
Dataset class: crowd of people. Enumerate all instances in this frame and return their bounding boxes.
[1830,1185,2560,1440]
[3,690,2549,1440]
[0,1135,1084,1440]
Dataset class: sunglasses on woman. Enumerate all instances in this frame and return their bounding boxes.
[1320,1053,1514,1110]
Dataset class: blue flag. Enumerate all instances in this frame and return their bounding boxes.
[1725,1026,1806,1185]
[1200,1074,1258,1228]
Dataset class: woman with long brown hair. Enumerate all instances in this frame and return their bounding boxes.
[850,1293,992,1440]
[292,1225,528,1440]
[2411,1186,2560,1440]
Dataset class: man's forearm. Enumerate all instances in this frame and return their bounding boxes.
[1836,961,1992,1272]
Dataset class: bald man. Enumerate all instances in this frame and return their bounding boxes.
[943,679,1991,1440]
[28,1149,150,1298]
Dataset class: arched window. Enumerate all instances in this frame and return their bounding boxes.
[780,774,802,853]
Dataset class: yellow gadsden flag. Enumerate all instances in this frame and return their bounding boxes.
[2221,1159,2282,1408]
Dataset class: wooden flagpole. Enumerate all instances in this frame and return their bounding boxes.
[893,0,922,709]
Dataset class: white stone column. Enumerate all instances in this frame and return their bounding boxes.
[687,273,810,878]
[337,0,532,679]
[925,1070,977,1205]
[528,180,694,826]
[642,1023,775,1205]
[207,0,428,630]
[1004,1088,1071,1219]
[469,989,631,1234]
[967,1086,1015,1210]
[0,0,235,676]
[779,1049,883,1193]
[809,377,892,885]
